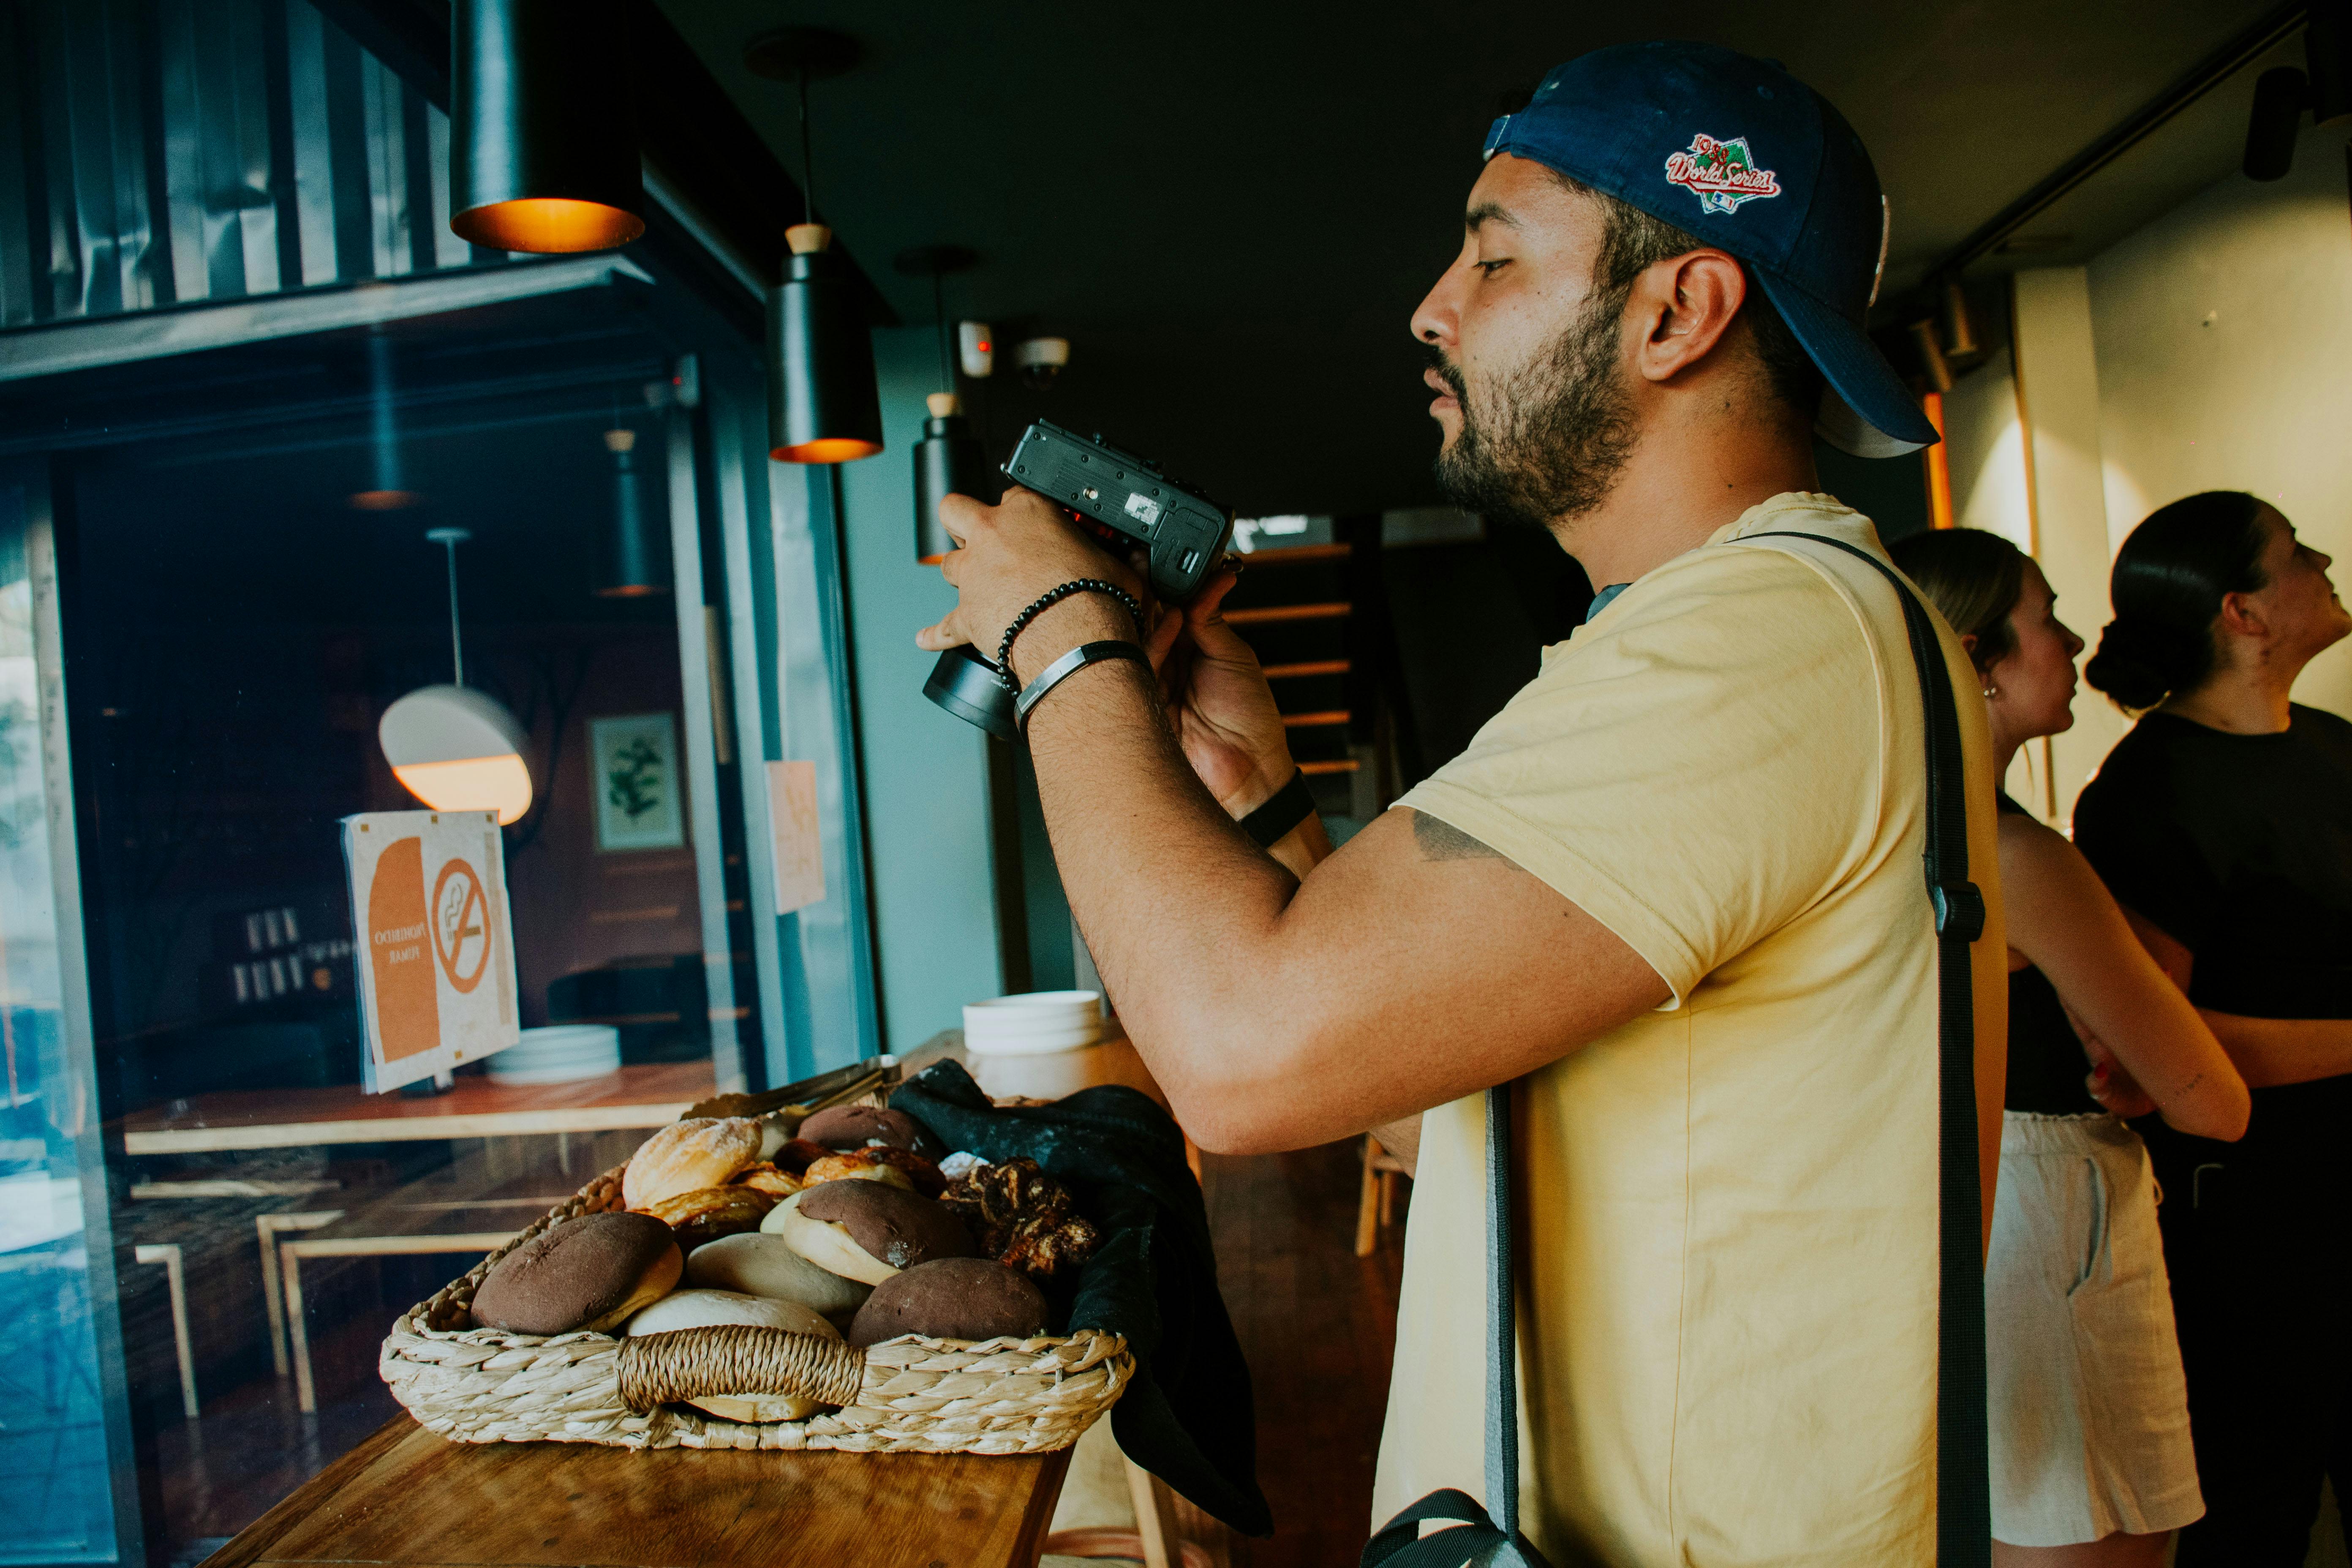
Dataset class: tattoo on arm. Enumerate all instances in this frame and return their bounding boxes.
[1411,810,1509,863]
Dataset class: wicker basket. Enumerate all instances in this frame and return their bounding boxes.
[380,1165,1133,1454]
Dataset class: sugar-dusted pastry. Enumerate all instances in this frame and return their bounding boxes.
[768,1183,973,1286]
[847,1258,1048,1348]
[731,1162,803,1198]
[684,1231,870,1320]
[639,1184,778,1252]
[623,1117,765,1210]
[470,1211,681,1335]
[621,1288,841,1422]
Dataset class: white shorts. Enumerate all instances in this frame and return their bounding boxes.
[1987,1111,2205,1546]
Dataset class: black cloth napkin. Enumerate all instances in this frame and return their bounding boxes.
[890,1059,1271,1536]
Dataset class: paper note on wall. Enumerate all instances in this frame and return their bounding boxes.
[767,760,826,915]
[343,809,522,1092]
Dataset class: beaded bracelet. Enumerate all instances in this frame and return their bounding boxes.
[994,579,1144,692]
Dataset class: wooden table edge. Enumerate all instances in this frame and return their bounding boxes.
[199,1416,419,1568]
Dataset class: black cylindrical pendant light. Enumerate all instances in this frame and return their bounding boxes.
[596,428,669,597]
[915,395,992,564]
[450,0,644,254]
[768,223,884,462]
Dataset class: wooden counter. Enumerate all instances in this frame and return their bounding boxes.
[206,1416,1072,1568]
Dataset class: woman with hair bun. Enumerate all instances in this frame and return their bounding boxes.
[1892,528,2246,1566]
[2072,491,2352,1566]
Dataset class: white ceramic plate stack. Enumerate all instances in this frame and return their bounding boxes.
[961,991,1103,1057]
[486,1024,622,1086]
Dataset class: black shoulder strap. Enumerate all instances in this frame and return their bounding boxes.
[1364,531,1990,1568]
[1750,530,1990,1566]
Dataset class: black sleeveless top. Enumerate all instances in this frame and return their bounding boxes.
[1999,792,2103,1116]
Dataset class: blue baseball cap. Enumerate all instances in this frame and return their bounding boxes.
[1484,41,1935,457]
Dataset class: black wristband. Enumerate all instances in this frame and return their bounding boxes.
[1239,769,1316,847]
[1014,640,1152,732]
[996,579,1144,692]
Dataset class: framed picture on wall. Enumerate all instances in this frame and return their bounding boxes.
[590,713,686,852]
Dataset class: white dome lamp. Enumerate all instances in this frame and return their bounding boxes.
[379,528,534,825]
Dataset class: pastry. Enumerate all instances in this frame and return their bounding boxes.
[732,1162,803,1198]
[775,1138,831,1176]
[799,1104,942,1159]
[623,1117,765,1210]
[847,1258,1048,1348]
[940,1156,1102,1279]
[639,1184,778,1252]
[684,1231,871,1320]
[470,1211,681,1335]
[768,1182,974,1286]
[622,1288,841,1422]
[802,1146,945,1196]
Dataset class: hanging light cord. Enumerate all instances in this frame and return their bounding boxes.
[440,534,466,687]
[799,62,814,226]
[934,274,949,389]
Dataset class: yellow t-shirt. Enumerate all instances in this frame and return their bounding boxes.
[1373,494,2006,1566]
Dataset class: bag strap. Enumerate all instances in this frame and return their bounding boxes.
[1750,530,1990,1565]
[1363,530,1989,1568]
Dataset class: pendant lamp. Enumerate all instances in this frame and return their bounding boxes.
[895,245,992,564]
[449,0,645,253]
[350,326,419,510]
[749,29,882,463]
[380,528,535,825]
[595,427,669,597]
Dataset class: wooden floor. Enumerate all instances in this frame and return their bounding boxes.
[1171,1140,1410,1568]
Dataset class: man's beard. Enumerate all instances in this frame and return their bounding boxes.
[1430,285,1637,531]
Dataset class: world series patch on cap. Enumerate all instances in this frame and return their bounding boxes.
[1482,40,1936,458]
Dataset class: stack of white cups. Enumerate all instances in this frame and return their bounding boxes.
[961,991,1114,1100]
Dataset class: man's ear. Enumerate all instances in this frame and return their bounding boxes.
[1630,250,1747,385]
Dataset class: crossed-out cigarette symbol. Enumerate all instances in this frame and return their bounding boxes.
[430,857,492,994]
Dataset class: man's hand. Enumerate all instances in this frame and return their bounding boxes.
[1147,568,1298,817]
[915,488,1145,682]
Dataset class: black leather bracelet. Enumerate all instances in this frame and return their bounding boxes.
[1238,768,1317,847]
[1014,640,1152,732]
[995,579,1144,692]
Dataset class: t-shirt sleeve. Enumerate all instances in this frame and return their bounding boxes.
[2072,771,2216,957]
[1395,548,1884,1006]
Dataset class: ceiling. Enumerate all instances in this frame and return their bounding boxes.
[657,1,2291,515]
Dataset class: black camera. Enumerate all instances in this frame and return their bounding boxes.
[924,422,1233,739]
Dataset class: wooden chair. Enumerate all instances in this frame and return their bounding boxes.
[1354,1135,1410,1257]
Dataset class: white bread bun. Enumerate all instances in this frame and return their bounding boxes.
[765,1190,898,1286]
[621,1288,841,1423]
[623,1118,764,1210]
[684,1231,871,1320]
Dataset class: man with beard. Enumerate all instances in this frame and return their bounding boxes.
[918,41,2006,1565]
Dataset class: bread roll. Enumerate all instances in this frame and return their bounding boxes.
[471,1212,682,1335]
[771,1182,974,1286]
[623,1118,765,1210]
[800,1104,941,1159]
[800,1151,916,1193]
[622,1288,841,1423]
[684,1231,871,1320]
[639,1184,778,1252]
[847,1258,1047,1348]
[732,1162,803,1198]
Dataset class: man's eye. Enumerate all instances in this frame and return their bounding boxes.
[1475,259,1511,277]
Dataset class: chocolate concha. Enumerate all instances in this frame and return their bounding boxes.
[771,1183,973,1286]
[471,1211,681,1336]
[847,1258,1048,1348]
[799,1104,941,1159]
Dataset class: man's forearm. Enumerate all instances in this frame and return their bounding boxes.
[2200,1010,2352,1088]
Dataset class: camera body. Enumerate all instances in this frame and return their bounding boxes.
[922,421,1233,740]
[1000,421,1232,602]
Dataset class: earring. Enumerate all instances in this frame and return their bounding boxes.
[1982,684,1999,699]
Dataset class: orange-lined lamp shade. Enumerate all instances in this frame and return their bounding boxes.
[451,198,645,255]
[379,684,534,825]
[767,239,883,465]
[450,0,642,257]
[391,755,535,825]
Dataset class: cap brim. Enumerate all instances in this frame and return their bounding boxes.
[1754,270,1938,458]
